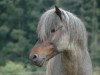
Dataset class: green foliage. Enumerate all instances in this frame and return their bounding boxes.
[10,29,25,40]
[0,25,10,37]
[0,61,32,75]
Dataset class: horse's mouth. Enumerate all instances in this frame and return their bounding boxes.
[33,61,43,67]
[31,58,46,67]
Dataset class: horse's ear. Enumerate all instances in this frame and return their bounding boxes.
[55,6,62,20]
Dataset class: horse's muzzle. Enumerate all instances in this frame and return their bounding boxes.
[29,41,60,67]
[29,55,46,67]
[29,50,60,67]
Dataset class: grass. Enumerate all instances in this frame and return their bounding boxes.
[0,61,100,75]
[0,70,99,75]
[93,67,100,75]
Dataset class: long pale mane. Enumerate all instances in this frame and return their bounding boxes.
[37,8,87,51]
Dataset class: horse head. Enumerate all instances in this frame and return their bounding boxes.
[29,6,63,67]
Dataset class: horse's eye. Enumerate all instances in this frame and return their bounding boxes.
[51,29,56,33]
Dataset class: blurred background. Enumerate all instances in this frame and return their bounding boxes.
[0,0,100,75]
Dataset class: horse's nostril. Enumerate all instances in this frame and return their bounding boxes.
[32,55,37,59]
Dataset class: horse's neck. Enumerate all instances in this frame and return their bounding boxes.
[46,54,66,75]
[46,51,78,75]
[46,50,92,75]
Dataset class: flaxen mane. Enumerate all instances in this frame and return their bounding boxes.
[37,8,87,51]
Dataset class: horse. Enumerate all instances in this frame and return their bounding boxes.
[29,6,92,75]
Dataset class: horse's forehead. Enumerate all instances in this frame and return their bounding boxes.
[37,9,64,41]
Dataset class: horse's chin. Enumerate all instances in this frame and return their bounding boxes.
[32,59,45,67]
[34,63,43,67]
[33,62,43,67]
